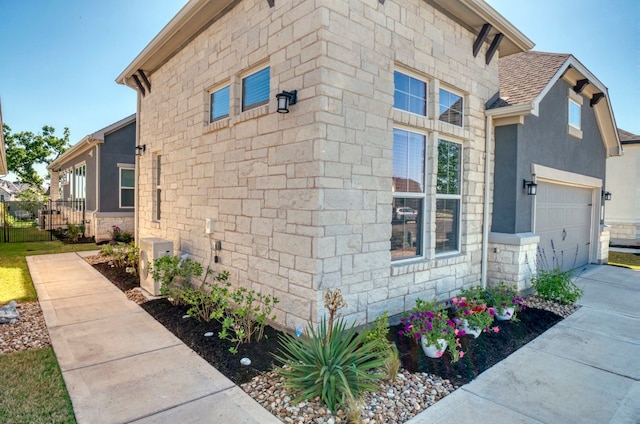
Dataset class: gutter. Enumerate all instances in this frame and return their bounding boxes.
[481,114,492,288]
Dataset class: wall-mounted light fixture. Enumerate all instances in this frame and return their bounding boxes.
[523,179,537,196]
[276,90,297,113]
[603,191,612,201]
[135,144,146,156]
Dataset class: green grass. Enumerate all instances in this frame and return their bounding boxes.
[0,348,76,423]
[0,241,98,304]
[608,251,640,271]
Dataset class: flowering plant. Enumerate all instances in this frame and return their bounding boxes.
[399,299,465,361]
[448,296,497,333]
[485,282,526,318]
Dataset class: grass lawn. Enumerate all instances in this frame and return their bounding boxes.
[1,241,98,424]
[0,241,98,303]
[608,251,640,271]
[0,348,76,424]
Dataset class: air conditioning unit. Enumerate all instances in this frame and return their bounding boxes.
[139,238,173,296]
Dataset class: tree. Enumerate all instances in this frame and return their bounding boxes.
[2,123,70,188]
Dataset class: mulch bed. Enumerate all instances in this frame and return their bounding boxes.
[88,258,564,387]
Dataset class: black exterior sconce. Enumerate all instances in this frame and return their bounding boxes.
[135,144,146,156]
[276,90,297,113]
[603,191,612,201]
[523,179,537,196]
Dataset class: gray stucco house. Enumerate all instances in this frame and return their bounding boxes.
[486,51,622,287]
[48,114,136,242]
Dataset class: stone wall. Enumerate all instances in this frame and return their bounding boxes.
[135,0,500,329]
[487,233,539,291]
[607,222,640,246]
[88,212,135,243]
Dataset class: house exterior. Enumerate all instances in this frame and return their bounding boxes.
[0,179,21,201]
[606,129,640,246]
[117,0,534,328]
[486,52,622,288]
[48,114,136,242]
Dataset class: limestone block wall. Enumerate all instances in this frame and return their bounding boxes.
[487,233,539,291]
[135,0,500,329]
[597,226,610,264]
[607,222,640,245]
[88,212,135,243]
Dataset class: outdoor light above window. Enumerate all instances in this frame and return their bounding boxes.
[523,179,537,196]
[603,191,612,201]
[135,144,146,156]
[276,90,297,113]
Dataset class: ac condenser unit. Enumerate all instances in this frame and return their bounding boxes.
[139,238,173,296]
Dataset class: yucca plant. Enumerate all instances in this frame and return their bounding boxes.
[273,317,385,413]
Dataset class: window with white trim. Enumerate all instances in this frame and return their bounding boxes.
[119,166,135,208]
[73,164,86,211]
[153,154,161,221]
[210,85,230,122]
[435,139,462,254]
[391,128,426,260]
[242,67,270,111]
[439,88,463,127]
[568,98,581,129]
[394,71,427,116]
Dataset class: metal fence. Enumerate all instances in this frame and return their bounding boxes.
[0,199,85,243]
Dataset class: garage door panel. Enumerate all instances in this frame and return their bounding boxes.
[536,182,593,272]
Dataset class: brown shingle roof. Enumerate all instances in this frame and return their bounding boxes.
[617,128,639,143]
[489,51,570,108]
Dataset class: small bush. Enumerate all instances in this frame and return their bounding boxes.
[100,242,139,274]
[531,268,583,305]
[363,311,400,381]
[274,317,385,413]
[151,255,203,304]
[65,224,84,242]
[180,271,230,322]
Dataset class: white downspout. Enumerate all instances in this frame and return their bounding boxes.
[481,114,493,288]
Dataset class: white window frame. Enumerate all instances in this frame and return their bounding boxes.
[391,127,427,262]
[393,70,428,116]
[438,87,464,127]
[568,88,584,139]
[435,138,463,256]
[568,98,581,129]
[118,165,135,209]
[241,66,270,111]
[73,163,86,211]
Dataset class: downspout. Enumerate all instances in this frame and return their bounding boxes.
[481,114,493,289]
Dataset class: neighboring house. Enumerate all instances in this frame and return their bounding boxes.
[48,114,136,242]
[0,179,21,201]
[606,129,639,246]
[486,51,622,288]
[0,101,6,177]
[117,0,534,328]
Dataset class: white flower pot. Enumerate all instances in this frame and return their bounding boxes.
[420,337,448,358]
[460,320,481,338]
[495,307,515,321]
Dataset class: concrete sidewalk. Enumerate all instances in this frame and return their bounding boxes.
[407,265,640,424]
[27,252,279,424]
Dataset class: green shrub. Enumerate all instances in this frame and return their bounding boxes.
[151,255,203,303]
[362,311,400,381]
[531,268,583,305]
[65,224,84,242]
[179,271,230,322]
[100,242,139,274]
[274,317,385,413]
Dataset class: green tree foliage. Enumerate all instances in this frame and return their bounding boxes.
[2,123,70,187]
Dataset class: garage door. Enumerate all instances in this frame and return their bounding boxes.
[535,181,593,272]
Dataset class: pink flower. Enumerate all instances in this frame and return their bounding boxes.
[459,351,465,358]
[493,326,500,333]
[436,351,443,357]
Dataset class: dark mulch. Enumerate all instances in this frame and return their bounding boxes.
[140,299,284,385]
[389,309,562,386]
[90,262,564,387]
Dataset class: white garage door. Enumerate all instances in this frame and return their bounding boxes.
[535,181,593,272]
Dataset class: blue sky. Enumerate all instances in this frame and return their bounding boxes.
[1,0,638,180]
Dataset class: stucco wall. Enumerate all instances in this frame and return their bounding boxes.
[135,0,499,328]
[605,143,640,244]
[100,122,136,213]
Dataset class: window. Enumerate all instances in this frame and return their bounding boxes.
[153,154,161,221]
[435,140,462,254]
[391,128,426,260]
[210,85,230,122]
[242,67,270,111]
[73,164,86,211]
[568,98,581,129]
[119,167,135,208]
[439,88,463,126]
[394,71,427,115]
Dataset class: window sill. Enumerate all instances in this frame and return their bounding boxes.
[568,125,583,139]
[237,104,269,123]
[204,117,230,134]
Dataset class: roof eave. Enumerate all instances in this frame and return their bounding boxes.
[116,0,239,89]
[47,136,101,172]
